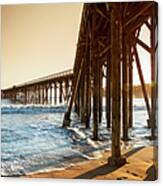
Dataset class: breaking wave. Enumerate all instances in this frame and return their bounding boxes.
[1,104,67,114]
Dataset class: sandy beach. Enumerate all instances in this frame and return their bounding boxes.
[25,146,157,180]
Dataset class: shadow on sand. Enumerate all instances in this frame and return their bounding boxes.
[144,165,157,181]
[74,147,145,179]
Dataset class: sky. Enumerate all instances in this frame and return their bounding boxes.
[1,3,83,89]
[1,3,151,89]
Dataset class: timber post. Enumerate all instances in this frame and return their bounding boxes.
[108,4,126,166]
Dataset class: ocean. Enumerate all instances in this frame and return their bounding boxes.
[1,98,153,176]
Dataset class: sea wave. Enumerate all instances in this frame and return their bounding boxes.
[1,104,67,114]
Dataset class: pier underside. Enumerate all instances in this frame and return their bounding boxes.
[2,2,158,167]
[63,2,158,166]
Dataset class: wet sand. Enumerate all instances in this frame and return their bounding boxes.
[25,146,157,180]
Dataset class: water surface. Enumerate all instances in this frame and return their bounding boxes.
[1,98,153,176]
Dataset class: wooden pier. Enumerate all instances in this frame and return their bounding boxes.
[1,2,158,167]
[2,69,73,105]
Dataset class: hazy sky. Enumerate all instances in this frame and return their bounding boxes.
[1,3,151,89]
[1,3,83,89]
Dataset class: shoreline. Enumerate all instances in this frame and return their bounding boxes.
[24,146,157,180]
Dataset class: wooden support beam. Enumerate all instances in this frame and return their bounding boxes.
[44,85,46,104]
[26,87,29,104]
[32,86,34,104]
[75,89,80,116]
[127,15,149,34]
[108,5,126,166]
[129,33,151,53]
[145,20,152,30]
[128,47,133,128]
[95,7,110,22]
[65,80,69,102]
[34,86,36,104]
[38,85,41,104]
[42,85,45,105]
[45,85,48,105]
[150,7,157,139]
[106,9,112,129]
[30,87,32,104]
[29,89,31,104]
[29,87,31,104]
[98,63,103,123]
[54,83,57,105]
[80,74,85,121]
[81,20,91,128]
[37,85,39,104]
[59,81,63,104]
[81,72,87,124]
[93,59,99,140]
[63,58,85,127]
[50,84,52,105]
[35,86,38,104]
[125,3,157,34]
[106,55,111,129]
[26,89,28,104]
[99,45,111,57]
[28,89,30,104]
[136,38,151,53]
[91,9,99,140]
[85,65,91,128]
[24,88,27,104]
[12,87,17,102]
[124,3,153,27]
[133,45,151,119]
[122,34,129,141]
